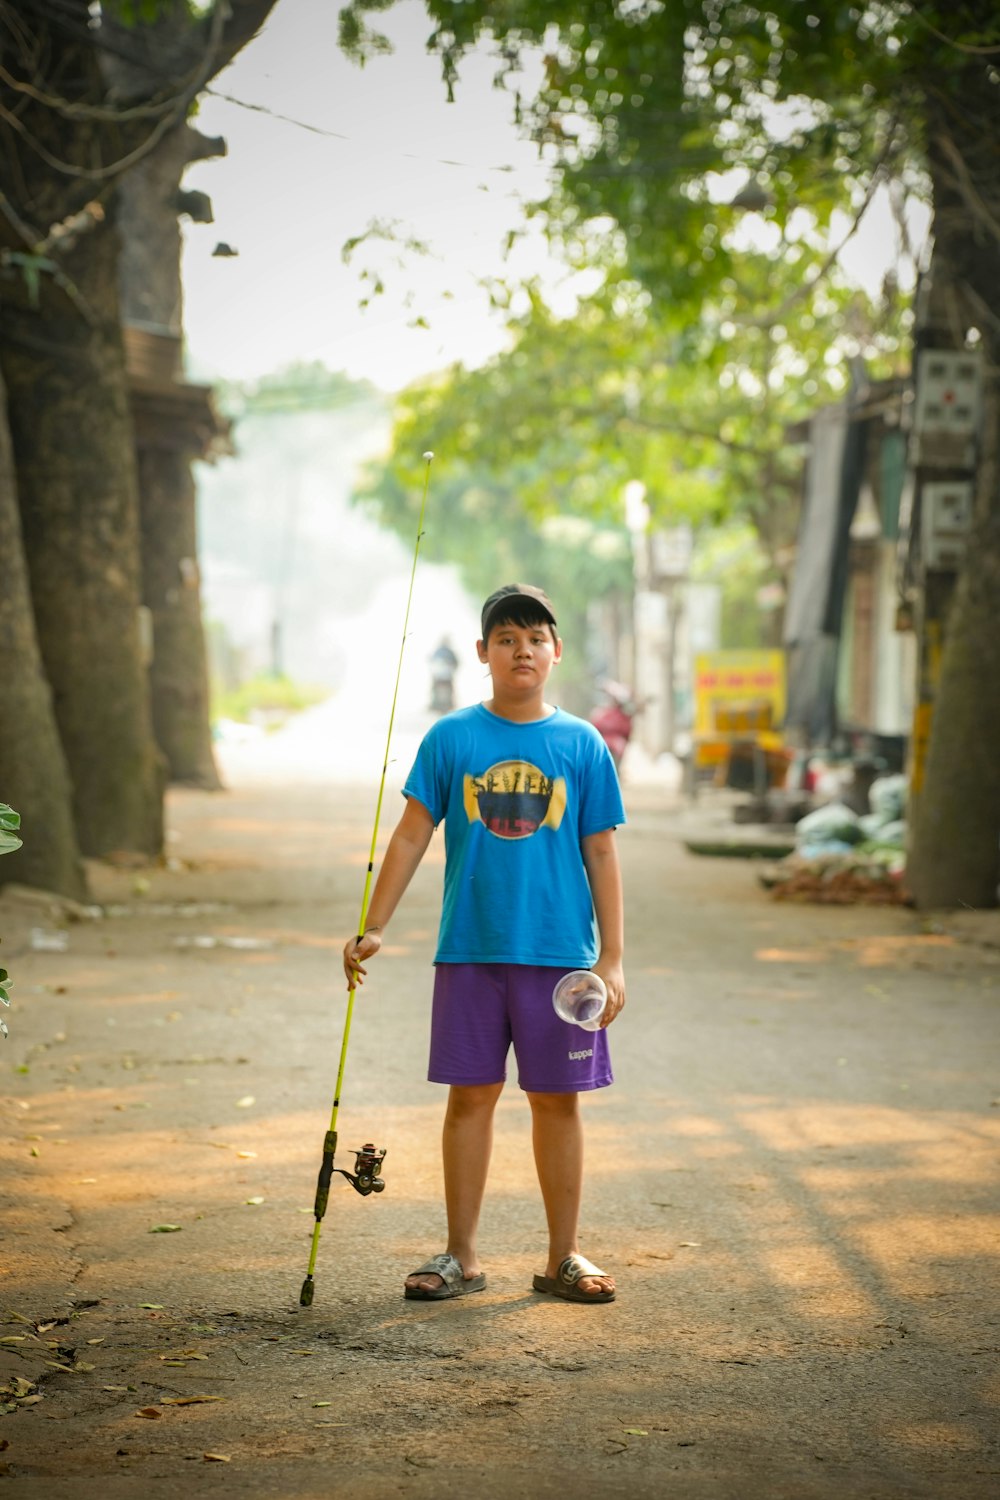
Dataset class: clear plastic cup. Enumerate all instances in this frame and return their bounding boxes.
[552,970,607,1031]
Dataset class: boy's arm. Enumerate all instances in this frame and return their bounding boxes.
[342,797,435,988]
[581,827,625,1026]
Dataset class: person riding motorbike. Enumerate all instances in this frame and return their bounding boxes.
[429,636,459,714]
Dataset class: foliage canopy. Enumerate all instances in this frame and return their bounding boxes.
[339,1,976,309]
[339,0,940,579]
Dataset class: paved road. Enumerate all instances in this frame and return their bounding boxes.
[1,726,998,1497]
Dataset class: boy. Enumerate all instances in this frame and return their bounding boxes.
[343,583,625,1304]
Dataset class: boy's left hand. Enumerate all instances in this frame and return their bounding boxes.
[593,960,625,1027]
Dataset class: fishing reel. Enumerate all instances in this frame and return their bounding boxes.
[336,1142,386,1197]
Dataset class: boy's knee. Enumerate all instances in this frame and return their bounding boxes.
[446,1082,504,1118]
[526,1090,580,1117]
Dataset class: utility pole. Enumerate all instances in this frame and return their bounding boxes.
[626,477,692,759]
[902,273,981,827]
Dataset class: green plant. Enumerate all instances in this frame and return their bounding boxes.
[212,675,327,728]
[0,804,21,858]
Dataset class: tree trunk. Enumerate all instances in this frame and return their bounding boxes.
[1,214,165,859]
[0,0,279,832]
[0,368,88,900]
[907,358,1000,908]
[119,123,226,790]
[0,8,165,858]
[135,431,224,787]
[906,34,1000,909]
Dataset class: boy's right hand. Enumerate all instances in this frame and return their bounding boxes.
[343,930,382,989]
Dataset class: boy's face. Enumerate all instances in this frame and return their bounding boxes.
[477,617,562,694]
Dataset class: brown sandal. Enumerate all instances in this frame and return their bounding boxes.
[532,1253,615,1304]
[404,1252,487,1301]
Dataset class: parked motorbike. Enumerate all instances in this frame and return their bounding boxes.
[590,681,638,772]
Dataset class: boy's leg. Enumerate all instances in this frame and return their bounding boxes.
[525,1090,615,1298]
[405,1081,504,1294]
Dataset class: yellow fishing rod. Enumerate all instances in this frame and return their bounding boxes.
[300,451,434,1308]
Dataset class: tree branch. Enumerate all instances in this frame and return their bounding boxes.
[622,413,773,459]
[558,406,778,460]
[211,0,280,81]
[0,60,186,122]
[0,190,40,251]
[910,10,1000,56]
[937,128,1000,251]
[0,1,231,185]
[735,120,902,331]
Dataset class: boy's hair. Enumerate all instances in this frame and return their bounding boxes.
[480,583,558,642]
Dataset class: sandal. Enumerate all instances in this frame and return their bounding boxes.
[532,1253,615,1304]
[404,1252,487,1301]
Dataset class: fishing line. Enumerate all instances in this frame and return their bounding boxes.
[299,450,434,1309]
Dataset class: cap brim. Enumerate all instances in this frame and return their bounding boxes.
[481,595,557,636]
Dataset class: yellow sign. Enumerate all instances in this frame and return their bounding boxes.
[693,651,786,738]
[909,699,933,795]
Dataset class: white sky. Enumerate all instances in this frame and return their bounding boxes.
[182,0,553,389]
[182,0,931,392]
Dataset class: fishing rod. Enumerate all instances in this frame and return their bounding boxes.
[299,450,434,1309]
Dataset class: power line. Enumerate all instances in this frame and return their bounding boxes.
[203,88,520,176]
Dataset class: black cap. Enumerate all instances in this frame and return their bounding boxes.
[480,583,557,640]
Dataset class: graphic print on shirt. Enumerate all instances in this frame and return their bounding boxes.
[463,759,567,839]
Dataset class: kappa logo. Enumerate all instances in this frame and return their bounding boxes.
[568,1048,594,1061]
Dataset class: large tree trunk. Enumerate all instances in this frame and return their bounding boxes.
[0,367,88,899]
[0,8,165,858]
[0,0,278,846]
[2,215,166,858]
[101,0,279,784]
[906,30,1000,909]
[134,419,224,788]
[907,355,1000,908]
[119,123,226,790]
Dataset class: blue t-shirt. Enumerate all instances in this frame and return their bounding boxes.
[403,704,626,967]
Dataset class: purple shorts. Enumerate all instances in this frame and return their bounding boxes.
[428,963,613,1094]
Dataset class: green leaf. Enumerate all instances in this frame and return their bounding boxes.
[0,804,22,857]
